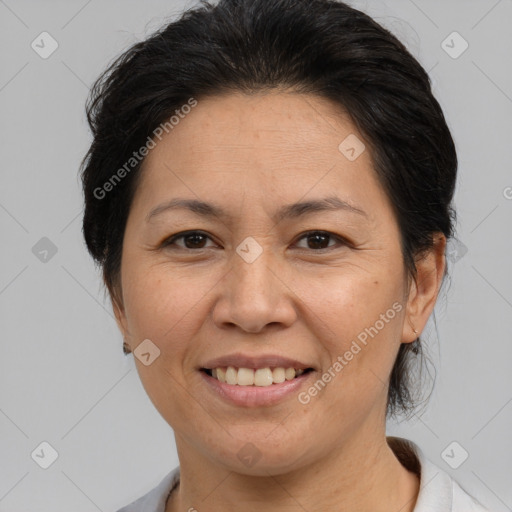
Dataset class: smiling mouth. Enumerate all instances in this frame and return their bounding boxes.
[201,366,314,386]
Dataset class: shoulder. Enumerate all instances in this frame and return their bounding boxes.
[115,467,180,512]
[387,437,491,512]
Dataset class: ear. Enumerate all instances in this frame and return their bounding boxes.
[402,233,446,343]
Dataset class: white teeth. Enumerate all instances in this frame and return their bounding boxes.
[285,368,296,380]
[216,367,226,383]
[237,367,255,386]
[208,366,308,386]
[254,368,273,386]
[225,366,237,385]
[272,367,286,384]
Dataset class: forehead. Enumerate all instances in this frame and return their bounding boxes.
[132,91,389,221]
[165,91,358,153]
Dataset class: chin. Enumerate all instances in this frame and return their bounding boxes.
[205,429,316,477]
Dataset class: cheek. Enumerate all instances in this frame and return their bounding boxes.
[296,265,404,343]
[121,262,202,349]
[119,266,208,417]
[295,267,404,402]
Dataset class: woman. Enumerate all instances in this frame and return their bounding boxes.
[80,0,491,510]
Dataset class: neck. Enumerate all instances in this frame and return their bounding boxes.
[166,429,420,512]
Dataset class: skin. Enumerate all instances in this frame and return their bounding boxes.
[112,91,446,512]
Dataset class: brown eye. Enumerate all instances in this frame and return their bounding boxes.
[162,231,215,250]
[295,231,345,250]
[161,230,347,252]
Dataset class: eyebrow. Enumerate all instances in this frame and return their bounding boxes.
[146,195,368,224]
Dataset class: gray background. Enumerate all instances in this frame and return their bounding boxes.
[0,0,511,510]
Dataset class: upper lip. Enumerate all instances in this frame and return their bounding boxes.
[200,353,314,371]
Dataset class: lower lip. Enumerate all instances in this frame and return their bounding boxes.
[200,370,314,407]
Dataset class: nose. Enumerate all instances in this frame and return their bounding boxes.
[212,246,298,334]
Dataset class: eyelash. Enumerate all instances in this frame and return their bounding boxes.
[160,230,349,252]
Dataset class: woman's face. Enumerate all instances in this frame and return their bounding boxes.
[114,91,432,475]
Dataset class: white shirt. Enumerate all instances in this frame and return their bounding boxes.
[116,437,491,511]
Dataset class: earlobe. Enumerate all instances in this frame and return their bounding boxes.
[122,339,132,355]
[402,234,447,344]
